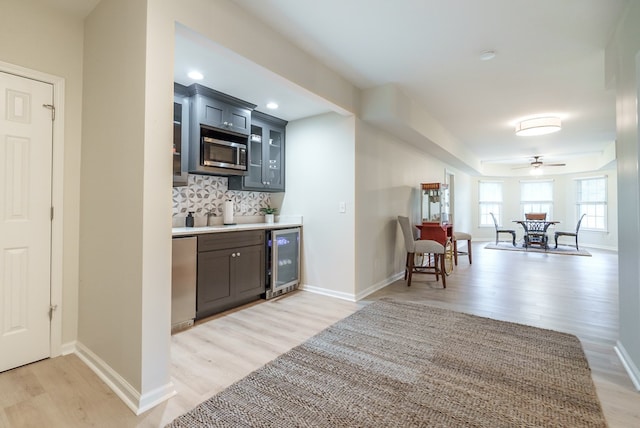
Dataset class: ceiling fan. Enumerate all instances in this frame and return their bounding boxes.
[512,156,566,170]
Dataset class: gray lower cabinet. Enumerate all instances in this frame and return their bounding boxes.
[228,111,287,192]
[196,230,265,319]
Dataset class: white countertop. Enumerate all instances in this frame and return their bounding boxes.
[172,219,302,237]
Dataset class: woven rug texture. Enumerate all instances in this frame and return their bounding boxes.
[485,241,592,256]
[167,300,606,428]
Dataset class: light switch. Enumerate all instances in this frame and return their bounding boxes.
[339,202,346,213]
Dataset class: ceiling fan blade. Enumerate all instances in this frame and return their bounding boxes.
[545,163,566,167]
[511,165,532,169]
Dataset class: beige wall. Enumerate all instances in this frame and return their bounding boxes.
[606,1,640,388]
[354,120,471,298]
[79,0,173,412]
[281,113,357,299]
[173,0,358,117]
[0,0,84,347]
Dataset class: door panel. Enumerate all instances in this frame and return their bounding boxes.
[233,244,264,297]
[0,71,53,372]
[196,249,232,318]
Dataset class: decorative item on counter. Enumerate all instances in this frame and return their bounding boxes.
[260,206,278,224]
[185,211,194,228]
[223,200,235,225]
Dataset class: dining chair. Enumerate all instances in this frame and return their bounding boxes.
[525,213,547,220]
[453,231,472,265]
[397,216,447,288]
[489,212,516,246]
[554,213,587,250]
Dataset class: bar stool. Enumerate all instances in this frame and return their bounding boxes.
[453,231,472,265]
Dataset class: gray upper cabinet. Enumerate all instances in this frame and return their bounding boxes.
[228,111,288,192]
[190,85,253,136]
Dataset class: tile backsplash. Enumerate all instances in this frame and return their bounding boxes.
[173,175,271,219]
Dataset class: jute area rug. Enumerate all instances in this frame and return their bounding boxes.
[167,300,606,428]
[485,241,592,256]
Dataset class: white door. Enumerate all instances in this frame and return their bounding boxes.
[0,71,53,372]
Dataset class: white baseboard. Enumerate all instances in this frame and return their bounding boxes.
[60,340,77,356]
[298,284,356,301]
[614,341,640,391]
[354,272,404,301]
[299,272,404,302]
[75,341,176,415]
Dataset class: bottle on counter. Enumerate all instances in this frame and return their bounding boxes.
[185,211,194,228]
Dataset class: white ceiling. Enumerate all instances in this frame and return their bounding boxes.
[86,0,628,175]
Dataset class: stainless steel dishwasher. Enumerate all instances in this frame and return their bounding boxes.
[171,236,197,332]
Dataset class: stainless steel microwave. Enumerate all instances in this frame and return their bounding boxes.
[194,125,248,175]
[201,136,247,171]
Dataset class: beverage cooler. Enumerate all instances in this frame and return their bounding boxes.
[265,227,300,299]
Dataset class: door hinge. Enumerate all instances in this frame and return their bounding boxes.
[51,206,54,220]
[42,104,55,120]
[49,304,58,321]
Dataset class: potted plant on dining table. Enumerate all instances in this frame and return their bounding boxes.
[260,206,277,224]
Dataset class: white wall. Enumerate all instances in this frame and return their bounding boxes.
[469,170,618,250]
[0,0,84,348]
[281,113,356,299]
[606,2,640,389]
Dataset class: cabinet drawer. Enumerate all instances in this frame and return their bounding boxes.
[198,230,264,252]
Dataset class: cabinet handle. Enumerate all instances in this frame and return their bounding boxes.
[231,253,236,257]
[228,123,233,127]
[236,252,241,256]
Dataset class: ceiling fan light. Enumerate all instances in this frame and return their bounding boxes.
[515,117,561,136]
[530,167,544,176]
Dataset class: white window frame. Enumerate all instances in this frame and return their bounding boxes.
[575,176,607,231]
[478,181,504,227]
[519,179,554,219]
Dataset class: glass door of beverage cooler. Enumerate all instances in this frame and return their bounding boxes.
[267,228,300,298]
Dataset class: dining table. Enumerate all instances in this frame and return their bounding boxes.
[513,219,560,250]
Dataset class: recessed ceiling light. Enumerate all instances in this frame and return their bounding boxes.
[188,71,203,80]
[480,50,496,61]
[266,102,278,110]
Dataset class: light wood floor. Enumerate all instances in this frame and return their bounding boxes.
[1,243,639,427]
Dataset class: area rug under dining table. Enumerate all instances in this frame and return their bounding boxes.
[485,241,592,256]
[166,299,606,427]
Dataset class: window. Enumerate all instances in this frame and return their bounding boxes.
[520,180,553,218]
[479,181,504,226]
[576,176,607,230]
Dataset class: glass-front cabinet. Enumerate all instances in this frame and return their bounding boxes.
[173,87,189,187]
[228,111,287,192]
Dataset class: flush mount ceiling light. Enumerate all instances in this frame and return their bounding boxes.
[515,117,561,136]
[187,71,203,80]
[266,102,278,110]
[479,50,496,61]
